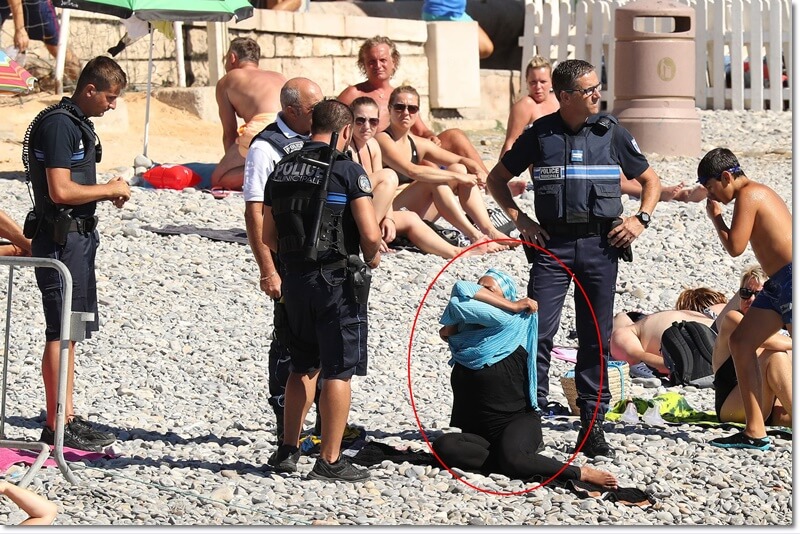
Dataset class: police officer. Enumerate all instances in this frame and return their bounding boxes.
[263,99,381,481]
[24,56,131,451]
[487,59,661,459]
[243,77,322,443]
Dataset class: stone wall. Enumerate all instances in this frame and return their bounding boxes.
[1,8,520,126]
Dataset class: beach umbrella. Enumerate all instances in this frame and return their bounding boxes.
[0,49,37,95]
[52,0,254,156]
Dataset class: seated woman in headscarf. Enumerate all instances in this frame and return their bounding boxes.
[433,268,617,487]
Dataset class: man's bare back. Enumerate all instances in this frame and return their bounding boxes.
[217,68,285,147]
[632,310,713,354]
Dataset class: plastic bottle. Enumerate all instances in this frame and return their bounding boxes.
[620,401,639,424]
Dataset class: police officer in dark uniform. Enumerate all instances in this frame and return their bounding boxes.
[487,59,661,459]
[23,56,131,451]
[263,99,382,481]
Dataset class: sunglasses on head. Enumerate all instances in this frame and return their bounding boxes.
[392,103,419,114]
[698,165,741,186]
[739,287,759,299]
[355,116,380,127]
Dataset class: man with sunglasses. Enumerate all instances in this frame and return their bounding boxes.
[24,56,131,451]
[487,59,662,460]
[242,77,322,444]
[698,148,793,450]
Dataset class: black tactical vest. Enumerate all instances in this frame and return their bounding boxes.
[251,122,305,155]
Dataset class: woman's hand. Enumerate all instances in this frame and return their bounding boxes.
[513,297,538,314]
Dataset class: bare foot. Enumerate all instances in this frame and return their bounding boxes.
[580,465,618,489]
[673,184,707,203]
[508,179,528,197]
[487,229,521,249]
[471,234,508,254]
[659,182,685,202]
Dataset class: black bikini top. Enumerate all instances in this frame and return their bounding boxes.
[383,127,418,185]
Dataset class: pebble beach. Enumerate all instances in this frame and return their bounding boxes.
[0,108,792,526]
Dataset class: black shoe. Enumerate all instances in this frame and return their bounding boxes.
[307,456,370,482]
[575,423,616,460]
[540,401,571,417]
[267,444,301,473]
[40,424,104,453]
[69,416,116,446]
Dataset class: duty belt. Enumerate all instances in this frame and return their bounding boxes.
[283,257,347,274]
[68,216,98,234]
[541,221,611,238]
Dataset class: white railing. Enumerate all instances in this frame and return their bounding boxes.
[519,0,791,111]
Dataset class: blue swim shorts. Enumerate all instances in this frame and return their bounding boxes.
[751,262,792,325]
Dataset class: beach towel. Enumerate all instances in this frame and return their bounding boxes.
[0,446,110,472]
[142,225,249,246]
[551,346,577,363]
[606,392,718,424]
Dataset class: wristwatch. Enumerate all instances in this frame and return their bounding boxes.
[635,211,651,228]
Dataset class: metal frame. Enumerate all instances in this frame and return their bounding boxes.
[0,257,78,486]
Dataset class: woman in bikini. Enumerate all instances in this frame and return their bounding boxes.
[375,86,513,253]
[348,97,491,258]
[712,266,792,427]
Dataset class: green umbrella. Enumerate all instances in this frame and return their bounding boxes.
[52,0,254,156]
[52,0,254,22]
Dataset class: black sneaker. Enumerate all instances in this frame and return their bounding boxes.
[267,444,301,473]
[540,401,571,417]
[40,424,104,453]
[69,416,116,446]
[307,456,370,482]
[710,431,771,451]
[575,424,616,460]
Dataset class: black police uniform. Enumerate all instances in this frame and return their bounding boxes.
[501,111,649,423]
[251,120,306,433]
[26,97,102,341]
[264,141,374,379]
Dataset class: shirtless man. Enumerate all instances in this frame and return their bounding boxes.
[212,37,286,190]
[337,36,492,180]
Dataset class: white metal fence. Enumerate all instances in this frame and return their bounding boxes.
[519,0,791,111]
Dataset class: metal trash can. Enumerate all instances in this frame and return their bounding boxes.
[612,0,701,156]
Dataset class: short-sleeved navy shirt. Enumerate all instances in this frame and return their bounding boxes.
[501,112,650,181]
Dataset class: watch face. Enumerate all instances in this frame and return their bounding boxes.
[638,212,651,225]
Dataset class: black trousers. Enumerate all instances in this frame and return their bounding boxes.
[528,234,619,419]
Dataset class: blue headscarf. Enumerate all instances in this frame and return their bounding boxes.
[439,269,539,410]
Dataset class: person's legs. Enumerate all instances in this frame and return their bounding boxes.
[432,433,491,472]
[728,307,784,439]
[369,168,399,221]
[761,349,792,425]
[495,412,579,481]
[437,129,489,175]
[529,237,572,408]
[42,340,75,431]
[446,163,512,243]
[211,144,246,190]
[391,211,461,258]
[281,370,319,448]
[318,377,351,463]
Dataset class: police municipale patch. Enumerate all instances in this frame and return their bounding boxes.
[358,174,373,193]
[631,138,642,154]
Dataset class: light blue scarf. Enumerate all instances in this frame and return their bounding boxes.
[439,269,539,409]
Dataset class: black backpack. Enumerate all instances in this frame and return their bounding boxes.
[660,321,716,386]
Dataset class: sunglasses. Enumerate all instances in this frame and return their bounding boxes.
[355,116,380,127]
[392,103,419,114]
[698,165,742,186]
[739,287,759,299]
[565,82,602,96]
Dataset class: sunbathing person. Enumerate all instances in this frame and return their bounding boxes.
[337,36,492,176]
[610,288,727,374]
[348,97,490,258]
[713,266,792,427]
[375,86,511,252]
[434,269,617,487]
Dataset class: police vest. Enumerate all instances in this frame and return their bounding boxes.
[251,122,305,155]
[268,145,356,264]
[529,113,623,224]
[24,100,99,219]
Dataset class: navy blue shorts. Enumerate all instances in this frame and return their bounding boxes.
[751,262,792,325]
[32,230,99,342]
[0,0,60,46]
[282,265,368,380]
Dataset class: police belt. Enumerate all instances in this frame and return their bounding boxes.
[282,257,347,274]
[541,220,612,238]
[67,216,99,234]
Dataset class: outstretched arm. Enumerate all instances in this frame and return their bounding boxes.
[0,209,30,252]
[0,482,57,525]
[471,287,537,314]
